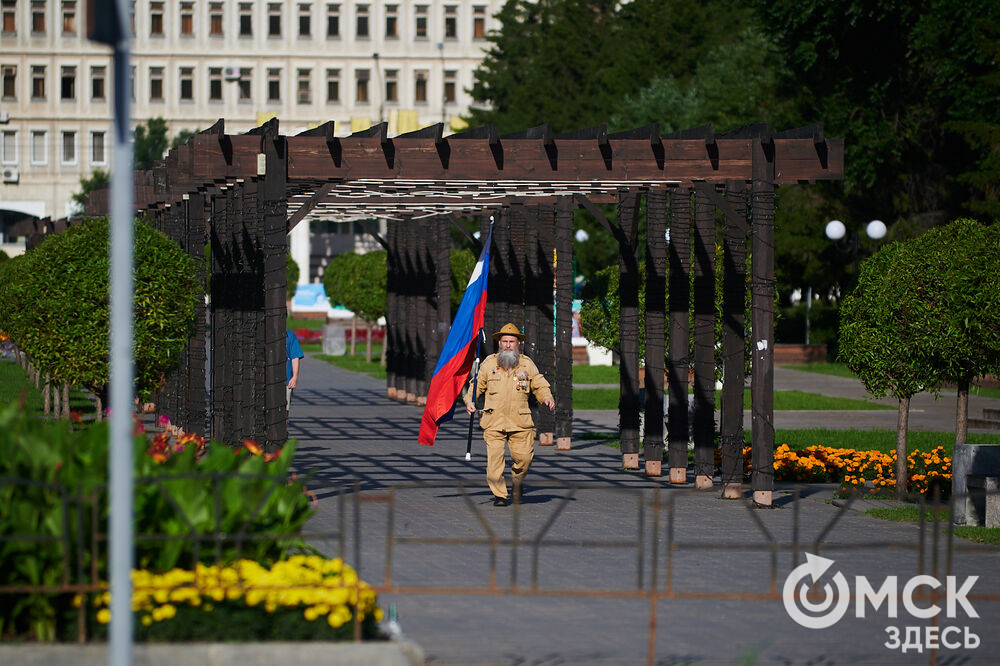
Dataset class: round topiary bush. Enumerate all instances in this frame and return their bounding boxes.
[0,217,201,401]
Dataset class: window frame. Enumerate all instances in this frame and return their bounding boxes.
[1,130,17,165]
[90,130,106,165]
[30,129,48,166]
[60,130,77,165]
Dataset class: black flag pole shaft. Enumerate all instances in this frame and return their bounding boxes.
[465,328,487,460]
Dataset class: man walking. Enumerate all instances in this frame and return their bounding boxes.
[465,323,555,506]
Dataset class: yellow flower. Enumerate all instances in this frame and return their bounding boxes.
[97,608,111,624]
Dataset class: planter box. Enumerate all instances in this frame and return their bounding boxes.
[773,344,828,365]
[0,641,424,666]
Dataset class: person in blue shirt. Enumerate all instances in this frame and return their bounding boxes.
[286,329,304,411]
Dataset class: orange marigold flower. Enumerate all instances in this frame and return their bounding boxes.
[243,439,263,456]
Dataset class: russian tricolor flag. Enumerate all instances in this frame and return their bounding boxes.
[418,223,493,446]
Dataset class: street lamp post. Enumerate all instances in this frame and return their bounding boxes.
[824,218,887,276]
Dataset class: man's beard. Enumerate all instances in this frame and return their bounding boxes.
[497,349,520,369]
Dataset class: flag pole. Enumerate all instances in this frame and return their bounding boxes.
[465,328,486,460]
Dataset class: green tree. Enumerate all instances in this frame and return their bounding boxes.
[838,243,937,500]
[448,247,476,318]
[0,217,201,404]
[70,168,110,212]
[901,218,1000,444]
[134,117,170,170]
[468,0,752,134]
[171,128,199,149]
[286,254,300,301]
[323,251,387,363]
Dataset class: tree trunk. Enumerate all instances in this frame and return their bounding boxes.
[62,383,70,419]
[95,395,103,421]
[955,378,969,447]
[52,377,60,417]
[350,315,356,356]
[365,321,373,364]
[896,395,910,501]
[43,372,51,415]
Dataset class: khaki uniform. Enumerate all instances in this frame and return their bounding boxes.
[466,353,553,500]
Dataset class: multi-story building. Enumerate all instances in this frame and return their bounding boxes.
[0,0,503,259]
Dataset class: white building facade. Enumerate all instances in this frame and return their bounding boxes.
[0,0,503,255]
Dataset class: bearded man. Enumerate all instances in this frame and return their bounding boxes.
[465,323,555,506]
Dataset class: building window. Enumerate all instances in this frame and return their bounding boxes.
[355,68,368,103]
[209,2,222,35]
[414,70,427,103]
[91,130,106,164]
[473,5,485,39]
[180,1,193,35]
[267,3,280,37]
[2,0,15,35]
[209,67,222,100]
[179,66,193,100]
[60,65,75,100]
[267,67,280,102]
[414,5,426,38]
[444,5,456,39]
[129,64,135,100]
[150,1,163,36]
[325,68,339,102]
[384,68,397,103]
[1,130,16,164]
[31,130,47,165]
[326,3,338,37]
[31,65,45,100]
[296,68,311,104]
[239,3,252,36]
[385,4,396,38]
[90,66,105,100]
[31,0,45,33]
[355,4,367,38]
[61,130,76,164]
[1,65,16,100]
[149,66,163,101]
[444,69,456,103]
[237,67,251,100]
[298,3,310,36]
[62,0,76,34]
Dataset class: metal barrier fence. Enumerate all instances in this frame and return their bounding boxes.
[2,475,998,665]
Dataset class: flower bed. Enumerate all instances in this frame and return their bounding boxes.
[77,556,382,641]
[740,444,952,496]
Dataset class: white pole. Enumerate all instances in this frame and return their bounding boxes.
[109,1,134,662]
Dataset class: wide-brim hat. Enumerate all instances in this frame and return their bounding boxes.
[492,322,525,341]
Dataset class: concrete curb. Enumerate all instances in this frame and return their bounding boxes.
[0,641,425,666]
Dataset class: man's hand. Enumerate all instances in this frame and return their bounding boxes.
[543,396,555,412]
[287,377,298,390]
[465,401,476,414]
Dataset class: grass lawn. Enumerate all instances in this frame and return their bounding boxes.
[313,352,386,380]
[784,362,1000,399]
[865,505,1000,545]
[287,317,325,330]
[0,361,97,417]
[769,428,1000,457]
[572,387,892,411]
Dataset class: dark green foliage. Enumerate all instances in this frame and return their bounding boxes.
[449,247,475,317]
[134,117,169,170]
[0,217,201,400]
[70,168,110,210]
[0,403,314,640]
[468,0,752,134]
[286,254,300,301]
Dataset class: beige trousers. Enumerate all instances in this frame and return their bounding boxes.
[483,428,536,499]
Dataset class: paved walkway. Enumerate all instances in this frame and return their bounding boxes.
[289,357,1000,665]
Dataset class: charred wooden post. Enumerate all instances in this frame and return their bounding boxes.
[385,218,403,399]
[617,191,641,466]
[692,187,717,489]
[258,127,288,449]
[532,206,556,444]
[403,222,419,404]
[184,192,209,436]
[429,215,451,396]
[643,189,667,476]
[553,196,574,450]
[667,189,692,484]
[721,181,748,499]
[414,219,430,404]
[751,136,776,507]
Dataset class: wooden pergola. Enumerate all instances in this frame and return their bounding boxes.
[95,117,842,506]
